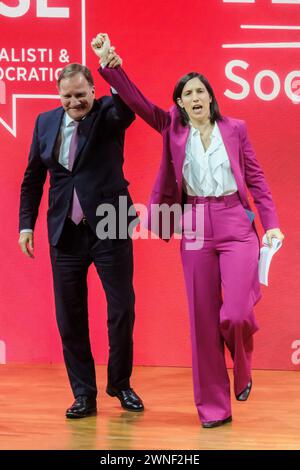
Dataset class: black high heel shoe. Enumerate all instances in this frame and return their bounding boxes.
[236,379,252,401]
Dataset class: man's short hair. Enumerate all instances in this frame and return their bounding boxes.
[57,63,94,88]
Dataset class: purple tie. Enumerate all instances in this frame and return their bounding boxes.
[68,121,84,224]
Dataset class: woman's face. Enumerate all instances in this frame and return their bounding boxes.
[177,77,212,124]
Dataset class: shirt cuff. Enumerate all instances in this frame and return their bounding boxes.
[20,229,33,234]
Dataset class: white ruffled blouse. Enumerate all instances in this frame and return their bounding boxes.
[182,122,238,197]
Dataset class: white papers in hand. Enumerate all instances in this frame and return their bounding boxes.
[258,235,282,286]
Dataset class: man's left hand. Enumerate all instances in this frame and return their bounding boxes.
[91,33,111,64]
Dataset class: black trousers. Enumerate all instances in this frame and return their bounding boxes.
[50,218,135,399]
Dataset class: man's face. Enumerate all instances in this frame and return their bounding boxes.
[59,73,95,121]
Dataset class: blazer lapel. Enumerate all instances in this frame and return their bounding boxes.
[46,108,65,165]
[169,108,189,196]
[73,100,100,170]
[217,118,248,205]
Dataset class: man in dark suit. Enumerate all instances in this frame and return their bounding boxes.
[18,60,144,418]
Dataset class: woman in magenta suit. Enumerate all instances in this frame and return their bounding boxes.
[91,34,284,428]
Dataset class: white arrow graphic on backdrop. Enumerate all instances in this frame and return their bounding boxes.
[0,0,86,137]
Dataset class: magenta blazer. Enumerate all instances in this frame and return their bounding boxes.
[100,66,279,239]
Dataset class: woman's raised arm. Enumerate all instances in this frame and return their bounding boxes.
[91,33,171,133]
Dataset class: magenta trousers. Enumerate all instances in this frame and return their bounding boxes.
[180,192,261,424]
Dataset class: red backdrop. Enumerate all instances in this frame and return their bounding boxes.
[0,0,299,369]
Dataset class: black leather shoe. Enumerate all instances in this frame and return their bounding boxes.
[106,386,144,412]
[236,379,252,401]
[66,395,97,419]
[202,415,232,429]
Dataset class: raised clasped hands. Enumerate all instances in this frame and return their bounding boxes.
[91,33,122,68]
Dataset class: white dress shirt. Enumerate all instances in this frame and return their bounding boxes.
[182,122,238,197]
[58,112,78,169]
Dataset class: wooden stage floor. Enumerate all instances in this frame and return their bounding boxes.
[0,364,299,450]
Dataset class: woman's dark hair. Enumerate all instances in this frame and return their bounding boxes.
[172,72,222,126]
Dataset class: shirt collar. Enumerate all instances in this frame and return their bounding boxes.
[64,112,75,127]
[64,112,86,127]
[190,121,219,139]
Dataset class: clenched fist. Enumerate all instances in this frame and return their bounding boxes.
[91,33,122,68]
[91,33,111,65]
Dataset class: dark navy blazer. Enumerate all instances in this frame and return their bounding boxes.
[19,92,135,246]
